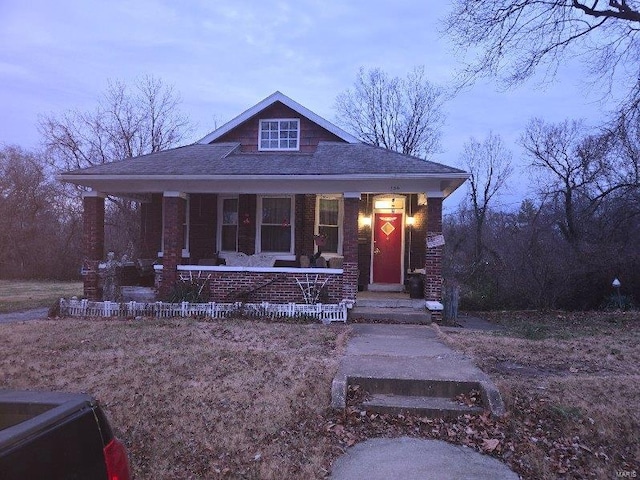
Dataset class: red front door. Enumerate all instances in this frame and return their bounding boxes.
[372,213,402,283]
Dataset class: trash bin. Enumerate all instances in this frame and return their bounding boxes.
[407,275,424,299]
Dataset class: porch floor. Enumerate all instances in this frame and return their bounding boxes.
[355,290,424,308]
[356,290,411,300]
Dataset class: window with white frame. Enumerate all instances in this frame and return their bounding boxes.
[316,196,342,255]
[259,119,300,151]
[218,196,238,252]
[259,196,293,253]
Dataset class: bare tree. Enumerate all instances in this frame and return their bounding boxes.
[520,118,613,245]
[460,132,513,262]
[39,76,191,255]
[603,111,640,194]
[0,145,80,279]
[40,75,190,171]
[444,1,640,106]
[334,66,446,159]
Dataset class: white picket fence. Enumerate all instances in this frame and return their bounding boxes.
[59,298,348,324]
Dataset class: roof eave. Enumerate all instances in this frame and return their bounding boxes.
[58,172,469,182]
[57,172,468,198]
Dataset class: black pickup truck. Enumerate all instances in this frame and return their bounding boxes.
[0,390,130,479]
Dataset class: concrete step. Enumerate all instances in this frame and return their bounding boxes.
[349,377,487,418]
[349,306,431,324]
[356,298,425,309]
[350,377,484,399]
[362,393,484,418]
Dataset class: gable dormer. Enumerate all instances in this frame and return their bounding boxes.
[198,91,359,153]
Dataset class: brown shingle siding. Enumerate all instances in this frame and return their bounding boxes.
[215,102,344,152]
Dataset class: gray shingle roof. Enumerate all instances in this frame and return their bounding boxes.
[61,142,466,177]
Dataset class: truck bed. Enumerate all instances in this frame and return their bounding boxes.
[0,390,129,480]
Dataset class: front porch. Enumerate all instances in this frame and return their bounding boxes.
[82,191,445,318]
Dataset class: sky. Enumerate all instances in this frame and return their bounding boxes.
[0,0,615,211]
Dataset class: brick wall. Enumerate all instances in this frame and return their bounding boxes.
[405,195,427,271]
[159,194,186,299]
[357,196,372,289]
[214,102,345,152]
[295,194,316,260]
[140,194,162,258]
[342,196,360,302]
[424,197,443,303]
[82,193,105,300]
[189,193,217,262]
[206,271,343,303]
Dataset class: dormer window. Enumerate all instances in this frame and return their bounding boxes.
[259,119,299,151]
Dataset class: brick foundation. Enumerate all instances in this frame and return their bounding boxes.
[205,270,343,303]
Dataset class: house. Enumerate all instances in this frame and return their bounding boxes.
[59,91,467,319]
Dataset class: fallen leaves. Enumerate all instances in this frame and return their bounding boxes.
[329,371,638,480]
[482,438,500,452]
[454,389,482,407]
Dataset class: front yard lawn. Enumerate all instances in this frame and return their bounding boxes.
[438,311,640,478]
[0,311,637,479]
[0,280,82,313]
[0,318,349,479]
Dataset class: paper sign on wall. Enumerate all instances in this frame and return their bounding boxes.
[427,234,445,248]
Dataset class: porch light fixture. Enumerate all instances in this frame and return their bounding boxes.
[406,216,415,226]
[359,215,372,228]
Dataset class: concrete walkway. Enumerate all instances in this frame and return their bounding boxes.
[331,437,519,480]
[0,308,48,324]
[330,323,516,479]
[331,324,505,414]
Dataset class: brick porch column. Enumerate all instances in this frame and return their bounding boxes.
[342,193,360,303]
[159,192,186,299]
[82,192,105,300]
[425,197,443,321]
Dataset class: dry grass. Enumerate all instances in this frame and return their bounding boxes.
[440,311,640,479]
[0,318,350,479]
[0,280,83,313]
[2,309,638,479]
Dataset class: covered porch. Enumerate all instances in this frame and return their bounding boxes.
[81,188,446,316]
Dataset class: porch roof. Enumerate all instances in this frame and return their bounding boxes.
[58,142,469,197]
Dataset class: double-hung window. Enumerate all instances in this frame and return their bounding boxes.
[259,119,299,150]
[259,196,293,253]
[219,197,238,252]
[316,196,342,255]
